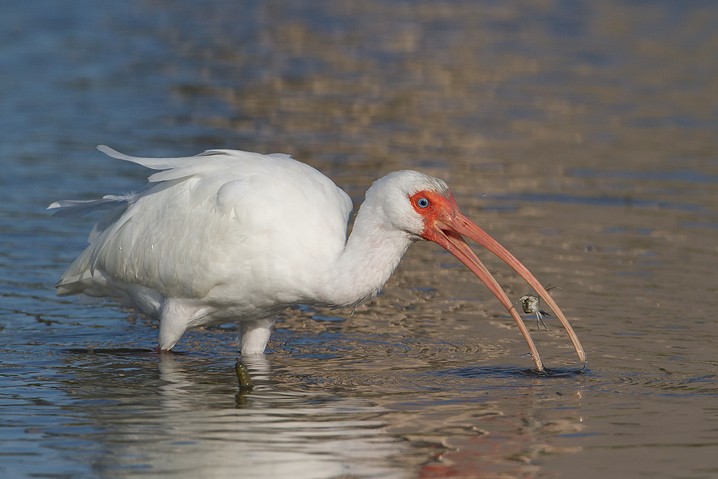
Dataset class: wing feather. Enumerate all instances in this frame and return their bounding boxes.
[52,147,354,308]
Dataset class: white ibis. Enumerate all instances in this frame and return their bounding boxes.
[49,146,585,371]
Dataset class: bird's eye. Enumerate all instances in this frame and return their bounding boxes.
[417,197,430,208]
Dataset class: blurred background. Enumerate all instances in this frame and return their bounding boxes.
[2,1,717,478]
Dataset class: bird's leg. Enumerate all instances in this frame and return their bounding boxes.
[234,355,272,402]
[535,311,550,332]
[239,318,274,355]
[158,299,193,351]
[235,359,254,392]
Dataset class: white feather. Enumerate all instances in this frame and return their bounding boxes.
[51,146,445,352]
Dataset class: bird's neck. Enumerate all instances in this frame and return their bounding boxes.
[318,202,415,308]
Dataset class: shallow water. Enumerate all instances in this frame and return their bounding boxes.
[2,1,718,478]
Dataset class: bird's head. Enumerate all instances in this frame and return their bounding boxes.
[368,170,585,370]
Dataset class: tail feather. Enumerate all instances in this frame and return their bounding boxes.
[47,195,131,218]
[97,145,223,183]
[97,144,205,170]
[97,145,188,170]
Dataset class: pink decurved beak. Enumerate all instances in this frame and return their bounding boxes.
[426,209,586,371]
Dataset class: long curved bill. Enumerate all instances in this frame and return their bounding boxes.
[430,212,586,371]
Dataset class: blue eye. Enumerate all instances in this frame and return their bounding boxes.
[417,197,429,208]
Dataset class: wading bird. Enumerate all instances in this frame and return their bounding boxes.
[50,146,585,371]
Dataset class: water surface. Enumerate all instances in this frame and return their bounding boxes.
[2,1,718,478]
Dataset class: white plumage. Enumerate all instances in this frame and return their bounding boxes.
[50,146,585,370]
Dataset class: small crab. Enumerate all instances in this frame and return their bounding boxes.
[518,285,556,332]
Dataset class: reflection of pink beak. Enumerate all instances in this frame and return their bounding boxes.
[426,211,586,371]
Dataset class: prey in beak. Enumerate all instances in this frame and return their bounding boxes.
[519,284,557,332]
[409,190,586,372]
